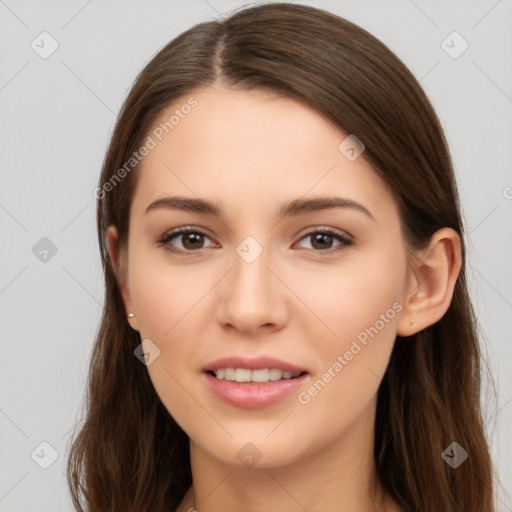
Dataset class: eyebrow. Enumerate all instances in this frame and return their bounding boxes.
[144,195,374,221]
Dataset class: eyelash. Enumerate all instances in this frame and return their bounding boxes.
[157,226,354,255]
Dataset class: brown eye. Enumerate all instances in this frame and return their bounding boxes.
[310,232,334,250]
[181,232,206,250]
[158,228,216,253]
[296,228,353,252]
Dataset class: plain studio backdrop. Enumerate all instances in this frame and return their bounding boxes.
[0,1,511,510]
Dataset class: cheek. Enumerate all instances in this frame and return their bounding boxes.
[127,245,216,383]
[127,250,209,433]
[291,240,406,349]
[294,243,405,412]
[128,245,207,340]
[294,293,401,448]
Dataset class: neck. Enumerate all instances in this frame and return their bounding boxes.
[176,398,398,512]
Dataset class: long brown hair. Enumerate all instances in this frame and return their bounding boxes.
[66,3,497,511]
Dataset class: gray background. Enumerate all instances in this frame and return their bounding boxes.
[1,0,511,510]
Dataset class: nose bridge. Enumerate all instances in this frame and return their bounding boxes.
[231,234,275,300]
[217,234,286,330]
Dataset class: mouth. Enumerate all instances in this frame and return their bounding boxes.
[201,356,310,409]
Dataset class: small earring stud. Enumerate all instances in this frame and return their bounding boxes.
[127,313,135,318]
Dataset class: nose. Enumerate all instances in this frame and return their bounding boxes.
[215,244,289,336]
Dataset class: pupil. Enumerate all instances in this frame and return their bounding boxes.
[184,233,203,249]
[312,233,332,250]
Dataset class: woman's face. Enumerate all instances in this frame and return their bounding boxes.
[116,84,413,468]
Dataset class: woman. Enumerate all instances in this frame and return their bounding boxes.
[67,3,496,511]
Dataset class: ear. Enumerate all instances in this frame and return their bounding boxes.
[397,227,462,337]
[107,226,139,332]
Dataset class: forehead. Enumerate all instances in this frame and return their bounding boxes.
[131,85,398,223]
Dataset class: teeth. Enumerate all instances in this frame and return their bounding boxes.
[213,368,302,383]
[252,369,269,382]
[269,368,282,381]
[234,368,251,382]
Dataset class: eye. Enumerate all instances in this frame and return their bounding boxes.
[157,226,353,255]
[295,227,353,253]
[157,227,216,253]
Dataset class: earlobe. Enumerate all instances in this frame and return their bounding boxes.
[106,226,140,332]
[397,228,462,337]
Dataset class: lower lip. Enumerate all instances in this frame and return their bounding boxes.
[202,372,309,409]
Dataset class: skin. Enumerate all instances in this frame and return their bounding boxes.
[108,84,462,512]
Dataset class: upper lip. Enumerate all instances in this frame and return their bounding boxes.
[203,356,308,374]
